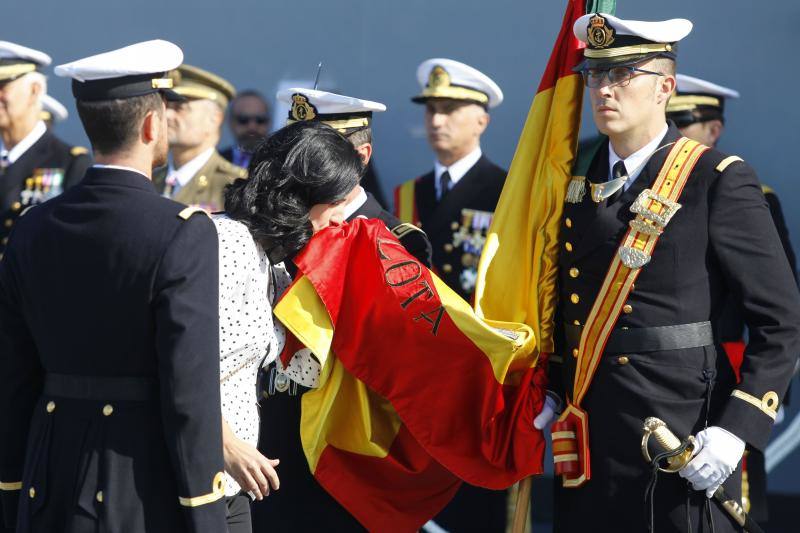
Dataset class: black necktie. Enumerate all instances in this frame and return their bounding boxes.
[608,160,628,204]
[439,170,452,201]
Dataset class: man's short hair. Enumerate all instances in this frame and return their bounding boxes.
[650,57,676,76]
[346,127,372,148]
[230,89,269,110]
[76,92,163,154]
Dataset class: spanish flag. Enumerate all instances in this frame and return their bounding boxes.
[275,218,547,531]
[474,0,590,350]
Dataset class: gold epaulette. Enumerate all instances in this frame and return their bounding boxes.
[716,156,743,173]
[178,472,225,507]
[70,146,89,156]
[761,184,775,195]
[391,222,426,239]
[178,206,208,220]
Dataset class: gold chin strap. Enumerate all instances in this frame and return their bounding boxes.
[0,63,36,81]
[667,95,722,113]
[584,42,673,58]
[417,85,489,104]
[286,117,370,133]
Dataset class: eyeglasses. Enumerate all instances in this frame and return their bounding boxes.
[234,114,269,126]
[581,66,664,88]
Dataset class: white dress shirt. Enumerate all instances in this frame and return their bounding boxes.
[342,186,368,220]
[213,215,291,496]
[2,120,47,165]
[433,146,482,200]
[166,147,215,195]
[608,124,668,191]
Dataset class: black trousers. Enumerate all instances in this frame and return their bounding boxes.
[227,493,252,533]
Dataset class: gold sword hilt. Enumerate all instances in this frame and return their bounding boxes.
[641,417,696,473]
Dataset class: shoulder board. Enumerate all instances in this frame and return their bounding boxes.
[70,146,89,156]
[761,184,775,195]
[715,156,743,173]
[391,222,426,239]
[178,206,209,220]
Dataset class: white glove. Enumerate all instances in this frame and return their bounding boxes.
[533,392,562,430]
[776,405,785,425]
[679,426,745,497]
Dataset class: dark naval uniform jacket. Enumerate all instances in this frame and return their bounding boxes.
[153,150,246,212]
[0,130,91,258]
[395,155,506,302]
[250,191,432,533]
[552,124,800,532]
[0,167,227,533]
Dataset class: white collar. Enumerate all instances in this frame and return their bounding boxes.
[342,186,368,220]
[608,124,668,190]
[167,147,215,188]
[3,121,47,165]
[91,163,150,179]
[434,146,482,199]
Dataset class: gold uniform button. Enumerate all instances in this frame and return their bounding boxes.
[572,348,579,358]
[442,264,453,273]
[623,304,633,314]
[573,320,581,326]
[565,242,573,252]
[29,487,35,498]
[443,243,454,253]
[102,404,114,417]
[96,490,104,503]
[450,222,459,230]
[4,219,13,228]
[12,202,21,211]
[565,218,573,228]
[617,356,630,365]
[46,401,56,413]
[569,267,579,278]
[570,293,580,304]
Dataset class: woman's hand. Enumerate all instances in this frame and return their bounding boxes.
[222,419,280,500]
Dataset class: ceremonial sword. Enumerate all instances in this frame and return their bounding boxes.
[641,417,765,533]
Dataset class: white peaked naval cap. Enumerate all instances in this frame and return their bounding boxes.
[412,58,503,109]
[572,13,692,69]
[41,94,69,123]
[277,87,386,133]
[55,40,184,102]
[0,41,52,82]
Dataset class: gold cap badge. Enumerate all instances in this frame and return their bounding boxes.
[428,66,450,90]
[290,94,317,122]
[587,14,615,48]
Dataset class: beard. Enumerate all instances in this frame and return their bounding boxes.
[151,134,169,169]
[237,132,265,153]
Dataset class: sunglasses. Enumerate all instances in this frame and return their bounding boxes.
[234,114,269,126]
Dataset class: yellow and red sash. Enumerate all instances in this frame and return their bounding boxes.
[553,137,710,487]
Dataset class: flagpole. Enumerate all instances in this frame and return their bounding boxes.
[511,478,532,533]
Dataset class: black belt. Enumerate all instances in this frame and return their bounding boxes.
[563,321,714,354]
[44,373,158,402]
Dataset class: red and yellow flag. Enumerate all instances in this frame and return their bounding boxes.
[275,219,547,531]
[474,0,587,351]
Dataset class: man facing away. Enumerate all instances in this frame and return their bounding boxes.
[0,40,227,533]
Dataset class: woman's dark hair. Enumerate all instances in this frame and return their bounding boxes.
[225,121,364,261]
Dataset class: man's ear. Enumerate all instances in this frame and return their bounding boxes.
[657,75,677,105]
[708,120,724,147]
[475,107,490,136]
[141,109,158,144]
[355,142,372,165]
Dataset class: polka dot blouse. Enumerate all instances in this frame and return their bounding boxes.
[213,215,291,496]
